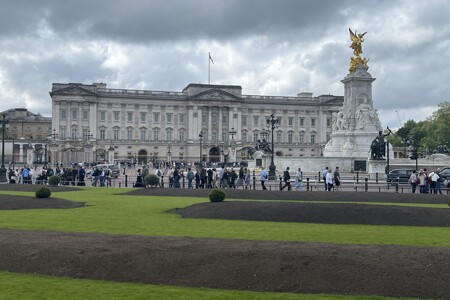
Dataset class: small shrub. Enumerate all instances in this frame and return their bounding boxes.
[35,187,51,198]
[48,175,61,186]
[209,188,226,202]
[145,174,160,187]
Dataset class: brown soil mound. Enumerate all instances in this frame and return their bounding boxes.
[0,184,81,193]
[0,229,448,299]
[175,201,450,227]
[126,187,449,204]
[0,194,84,210]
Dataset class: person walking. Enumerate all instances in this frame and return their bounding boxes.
[326,169,334,191]
[280,167,291,191]
[295,167,303,191]
[408,170,418,193]
[260,167,268,190]
[322,167,329,191]
[333,167,341,191]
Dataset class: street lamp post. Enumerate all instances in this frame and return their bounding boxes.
[228,127,237,163]
[266,114,278,180]
[199,131,204,167]
[49,129,59,167]
[167,143,172,165]
[0,114,9,183]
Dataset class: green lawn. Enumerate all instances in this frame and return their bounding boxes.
[0,187,446,299]
[0,188,448,247]
[0,272,412,300]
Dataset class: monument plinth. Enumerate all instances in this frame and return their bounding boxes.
[323,65,382,158]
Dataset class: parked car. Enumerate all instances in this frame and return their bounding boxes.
[386,169,415,184]
[438,167,450,179]
[86,164,120,179]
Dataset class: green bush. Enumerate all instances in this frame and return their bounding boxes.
[144,174,160,187]
[35,187,51,198]
[209,188,226,202]
[48,175,61,186]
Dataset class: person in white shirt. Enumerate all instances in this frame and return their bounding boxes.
[408,170,418,193]
[295,167,303,191]
[325,169,333,191]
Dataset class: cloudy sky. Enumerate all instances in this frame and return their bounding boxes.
[1,0,449,129]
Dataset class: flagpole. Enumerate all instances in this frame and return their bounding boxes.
[208,52,211,84]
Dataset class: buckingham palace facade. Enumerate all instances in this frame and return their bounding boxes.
[50,82,343,165]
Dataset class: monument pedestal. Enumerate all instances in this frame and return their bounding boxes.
[368,159,387,180]
[324,65,382,159]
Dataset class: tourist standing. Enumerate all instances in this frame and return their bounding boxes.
[186,168,194,188]
[260,167,268,190]
[155,166,162,187]
[295,167,303,191]
[418,169,427,194]
[244,168,251,190]
[408,170,418,193]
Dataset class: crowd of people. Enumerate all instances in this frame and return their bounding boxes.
[143,166,254,190]
[407,168,446,194]
[6,163,112,187]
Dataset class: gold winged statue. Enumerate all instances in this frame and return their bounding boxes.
[348,28,369,73]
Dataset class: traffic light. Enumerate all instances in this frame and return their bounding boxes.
[410,148,418,160]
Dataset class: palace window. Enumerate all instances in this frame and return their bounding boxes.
[113,130,119,141]
[114,111,120,122]
[100,111,106,121]
[153,129,159,141]
[99,129,105,140]
[288,117,294,126]
[127,112,133,122]
[127,129,133,141]
[179,130,185,142]
[242,115,247,126]
[140,112,146,122]
[71,128,77,139]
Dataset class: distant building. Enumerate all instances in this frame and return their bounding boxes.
[0,108,52,165]
[50,82,343,165]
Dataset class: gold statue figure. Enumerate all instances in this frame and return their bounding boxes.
[348,28,369,73]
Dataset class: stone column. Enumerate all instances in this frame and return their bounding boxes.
[19,144,23,163]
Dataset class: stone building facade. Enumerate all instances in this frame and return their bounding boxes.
[0,108,52,164]
[50,82,343,166]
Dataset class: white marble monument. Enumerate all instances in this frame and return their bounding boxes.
[324,29,382,159]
